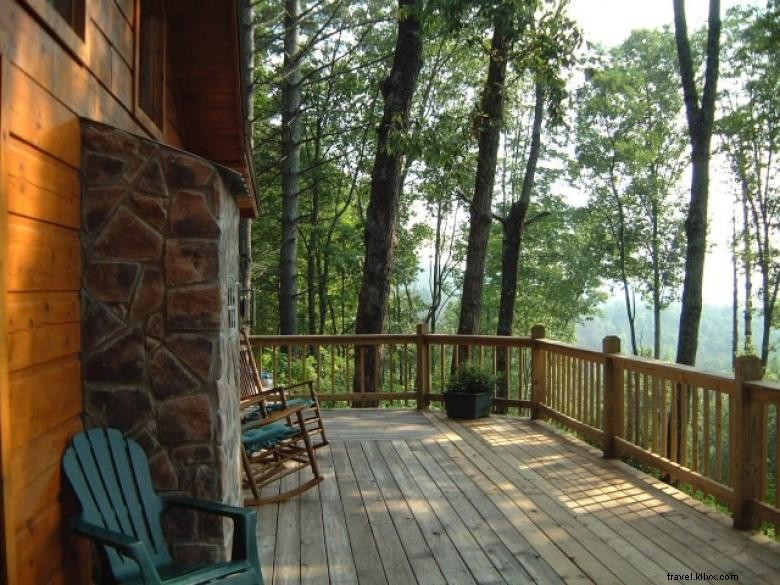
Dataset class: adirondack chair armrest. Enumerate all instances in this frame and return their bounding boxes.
[69,518,162,584]
[160,496,260,569]
[161,495,255,522]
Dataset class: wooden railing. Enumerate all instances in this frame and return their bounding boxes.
[249,325,779,534]
[249,325,532,409]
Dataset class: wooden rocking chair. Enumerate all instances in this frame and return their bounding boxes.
[62,427,263,584]
[239,330,328,450]
[238,331,323,506]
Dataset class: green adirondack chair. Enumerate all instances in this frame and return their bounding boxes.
[62,427,264,584]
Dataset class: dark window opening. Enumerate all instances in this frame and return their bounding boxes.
[46,0,85,38]
[139,0,165,128]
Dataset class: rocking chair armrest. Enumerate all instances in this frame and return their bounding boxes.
[70,518,162,584]
[276,380,317,400]
[240,393,271,410]
[242,403,307,430]
[160,496,260,569]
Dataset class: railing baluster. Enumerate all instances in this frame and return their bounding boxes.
[439,344,445,394]
[680,384,689,468]
[703,387,710,478]
[715,391,723,483]
[652,376,660,453]
[692,386,699,473]
[642,374,648,447]
[596,361,603,429]
[575,357,580,419]
[661,379,668,458]
[272,346,278,386]
[775,405,779,534]
[670,381,678,464]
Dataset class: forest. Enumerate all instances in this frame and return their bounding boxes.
[245,0,779,376]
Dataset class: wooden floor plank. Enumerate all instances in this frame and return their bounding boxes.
[359,441,447,585]
[330,441,388,585]
[392,440,519,585]
[299,474,327,585]
[426,413,623,585]
[344,441,418,585]
[253,411,780,585]
[467,418,693,583]
[256,469,281,584]
[497,416,780,582]
[375,441,478,585]
[273,471,302,585]
[415,438,565,585]
[317,444,359,585]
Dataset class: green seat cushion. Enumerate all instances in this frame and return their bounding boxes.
[241,422,298,452]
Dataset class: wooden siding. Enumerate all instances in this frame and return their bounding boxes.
[167,0,244,170]
[0,1,242,583]
[0,2,149,581]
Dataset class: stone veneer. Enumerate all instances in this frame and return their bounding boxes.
[80,120,244,563]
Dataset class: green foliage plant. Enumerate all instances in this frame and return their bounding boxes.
[446,363,497,394]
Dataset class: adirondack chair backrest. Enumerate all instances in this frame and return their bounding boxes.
[63,428,173,582]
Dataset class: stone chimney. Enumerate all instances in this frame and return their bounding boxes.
[79,120,247,563]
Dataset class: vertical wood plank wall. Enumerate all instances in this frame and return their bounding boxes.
[0,1,182,582]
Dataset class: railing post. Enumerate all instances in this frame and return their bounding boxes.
[530,325,546,420]
[602,336,622,459]
[732,355,764,530]
[416,324,430,410]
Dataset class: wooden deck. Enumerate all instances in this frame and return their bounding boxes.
[255,410,780,585]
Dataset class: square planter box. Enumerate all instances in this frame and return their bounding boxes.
[443,390,493,419]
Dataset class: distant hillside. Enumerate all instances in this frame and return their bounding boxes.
[575,298,773,374]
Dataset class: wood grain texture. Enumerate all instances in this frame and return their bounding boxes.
[257,410,780,584]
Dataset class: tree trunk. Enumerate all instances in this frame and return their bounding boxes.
[353,0,422,405]
[651,201,661,359]
[731,208,738,372]
[456,15,511,360]
[239,218,252,326]
[238,0,254,330]
[279,0,302,335]
[673,0,721,366]
[742,190,753,353]
[495,84,544,409]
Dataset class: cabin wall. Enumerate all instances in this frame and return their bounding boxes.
[0,1,185,583]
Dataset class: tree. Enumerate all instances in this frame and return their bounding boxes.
[494,0,579,345]
[672,0,721,366]
[354,0,423,400]
[720,4,780,369]
[456,2,519,350]
[575,30,687,358]
[249,0,393,334]
[279,0,303,335]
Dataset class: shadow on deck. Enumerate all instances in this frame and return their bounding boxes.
[255,410,780,585]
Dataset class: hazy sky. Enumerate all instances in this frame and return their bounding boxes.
[570,0,757,47]
[569,0,760,306]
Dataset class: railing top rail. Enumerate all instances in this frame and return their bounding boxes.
[424,333,532,347]
[248,333,534,348]
[611,353,735,393]
[248,333,418,345]
[536,339,606,363]
[745,379,780,404]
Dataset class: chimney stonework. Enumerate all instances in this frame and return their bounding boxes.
[79,120,243,564]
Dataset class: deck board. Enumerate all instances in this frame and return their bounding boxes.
[255,410,780,585]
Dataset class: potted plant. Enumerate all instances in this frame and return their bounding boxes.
[443,363,496,419]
